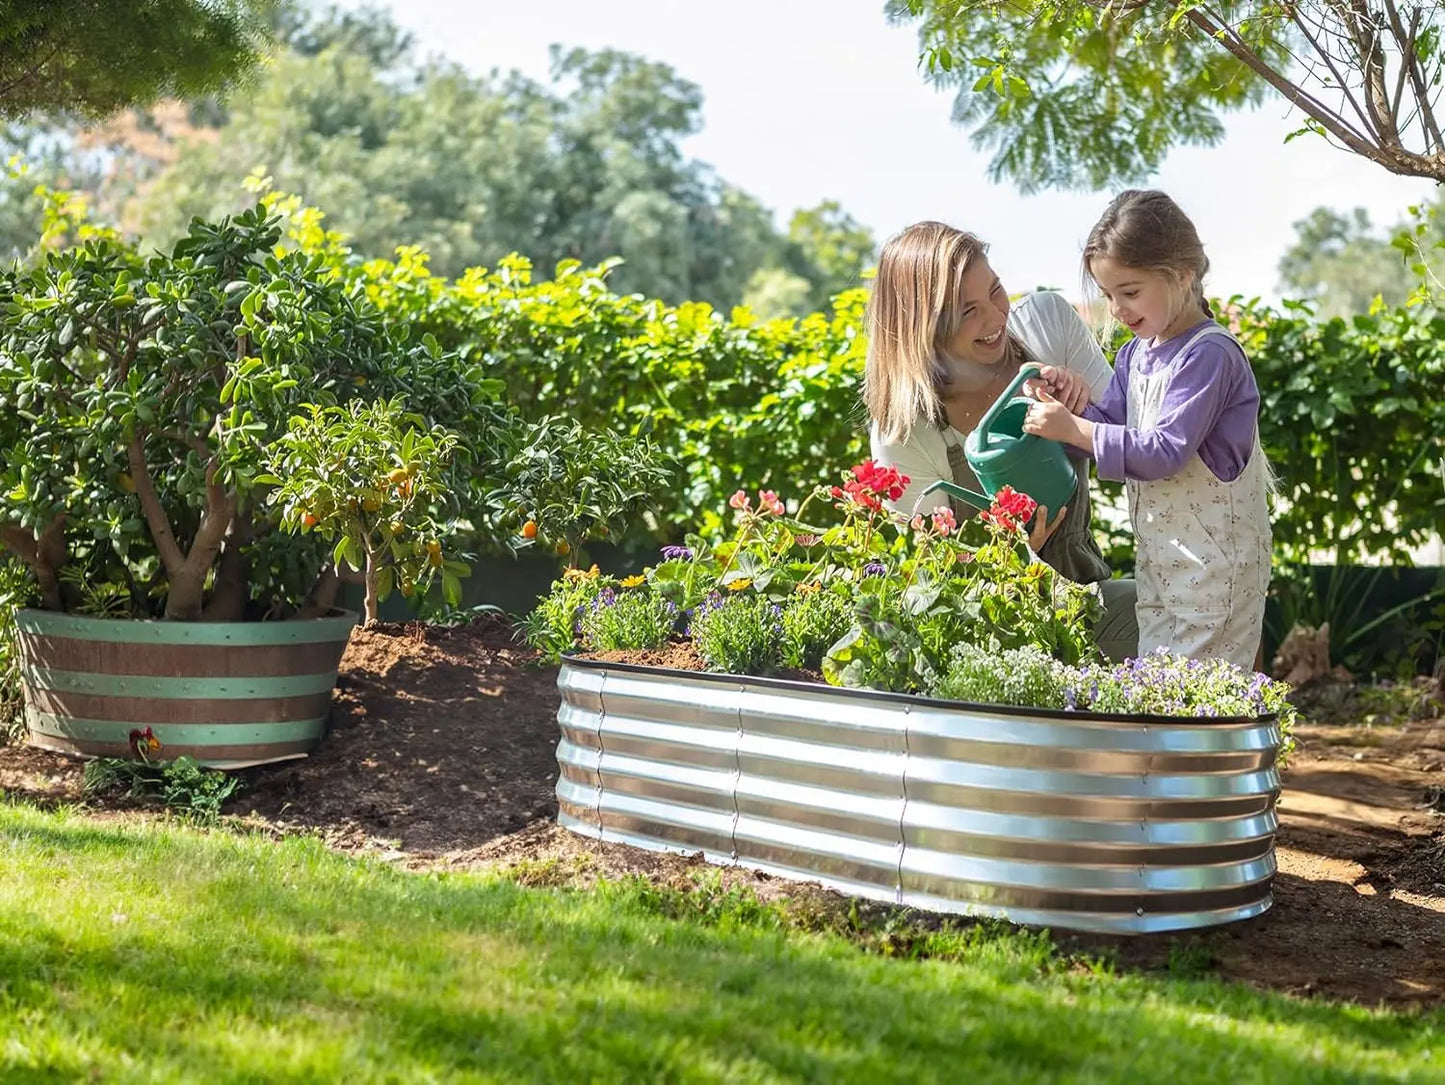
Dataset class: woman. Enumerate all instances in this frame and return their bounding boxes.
[863,220,1138,661]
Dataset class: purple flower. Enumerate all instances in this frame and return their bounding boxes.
[661,545,694,561]
[862,562,887,578]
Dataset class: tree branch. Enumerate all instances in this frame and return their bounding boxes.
[1184,5,1445,181]
[126,434,185,572]
[1384,0,1445,154]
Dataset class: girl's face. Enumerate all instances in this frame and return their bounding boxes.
[943,255,1011,366]
[1089,255,1196,342]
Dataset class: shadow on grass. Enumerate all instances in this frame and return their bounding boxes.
[0,809,1439,1083]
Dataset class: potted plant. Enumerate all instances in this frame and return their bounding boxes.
[0,202,513,764]
[527,461,1296,934]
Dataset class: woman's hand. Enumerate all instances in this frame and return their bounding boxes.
[1023,388,1093,452]
[1025,365,1090,414]
[1028,503,1067,550]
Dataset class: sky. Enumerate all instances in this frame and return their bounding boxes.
[347,0,1437,304]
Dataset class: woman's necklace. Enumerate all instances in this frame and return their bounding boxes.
[941,359,1016,433]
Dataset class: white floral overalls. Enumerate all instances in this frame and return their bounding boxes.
[1127,325,1272,668]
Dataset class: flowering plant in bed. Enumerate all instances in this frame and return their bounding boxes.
[523,458,1296,735]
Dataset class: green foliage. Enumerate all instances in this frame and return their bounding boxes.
[530,462,1100,695]
[517,566,613,662]
[892,1,1445,190]
[0,200,516,621]
[689,592,784,676]
[889,0,1277,191]
[780,587,853,671]
[933,643,1069,709]
[259,398,470,622]
[82,755,241,823]
[0,0,276,120]
[0,558,32,741]
[576,587,680,653]
[499,416,673,565]
[1238,296,1445,567]
[10,4,871,314]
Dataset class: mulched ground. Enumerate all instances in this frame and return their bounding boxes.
[2,618,1442,1009]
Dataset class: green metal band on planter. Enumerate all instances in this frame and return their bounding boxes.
[21,667,340,699]
[25,709,327,745]
[15,609,358,646]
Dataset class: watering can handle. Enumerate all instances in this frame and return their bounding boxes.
[921,478,992,512]
[974,362,1041,452]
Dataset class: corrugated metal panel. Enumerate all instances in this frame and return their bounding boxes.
[556,658,1281,935]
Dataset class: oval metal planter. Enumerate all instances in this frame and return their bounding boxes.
[17,608,358,768]
[555,655,1282,935]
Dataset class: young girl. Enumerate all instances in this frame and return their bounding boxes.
[1022,190,1271,668]
[863,220,1139,663]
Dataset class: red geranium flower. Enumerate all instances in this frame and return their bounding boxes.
[980,486,1038,534]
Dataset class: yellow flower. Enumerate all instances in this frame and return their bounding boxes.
[796,581,821,595]
[562,563,601,583]
[725,578,752,591]
[620,574,646,588]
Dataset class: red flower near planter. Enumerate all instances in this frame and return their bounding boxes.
[832,459,909,512]
[980,486,1038,534]
[128,726,162,757]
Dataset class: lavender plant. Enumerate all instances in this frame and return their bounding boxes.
[690,593,784,676]
[578,588,680,652]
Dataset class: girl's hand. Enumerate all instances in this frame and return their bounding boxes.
[1025,366,1090,414]
[1023,388,1089,447]
[1028,503,1067,550]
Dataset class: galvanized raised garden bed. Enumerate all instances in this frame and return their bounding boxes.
[554,655,1282,934]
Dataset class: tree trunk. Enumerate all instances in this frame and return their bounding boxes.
[0,517,68,611]
[363,553,380,625]
[298,565,341,619]
[200,510,253,621]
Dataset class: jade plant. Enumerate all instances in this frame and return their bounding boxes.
[0,202,515,621]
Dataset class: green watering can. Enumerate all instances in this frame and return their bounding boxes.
[920,363,1078,517]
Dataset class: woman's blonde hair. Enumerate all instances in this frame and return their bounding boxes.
[863,221,1027,444]
[1082,189,1212,336]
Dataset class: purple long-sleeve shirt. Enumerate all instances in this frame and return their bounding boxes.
[1083,320,1261,483]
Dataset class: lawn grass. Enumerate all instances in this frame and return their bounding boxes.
[0,800,1440,1083]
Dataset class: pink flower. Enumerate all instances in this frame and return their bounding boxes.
[910,514,926,532]
[931,506,957,536]
[794,533,819,548]
[758,490,785,516]
[729,490,751,511]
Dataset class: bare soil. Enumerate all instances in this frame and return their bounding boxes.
[2,619,1442,1009]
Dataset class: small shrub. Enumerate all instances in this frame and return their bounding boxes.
[690,593,783,676]
[780,589,852,671]
[518,565,612,661]
[932,643,1069,709]
[578,588,680,652]
[82,756,242,823]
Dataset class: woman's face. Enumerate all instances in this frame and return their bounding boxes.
[942,255,1011,366]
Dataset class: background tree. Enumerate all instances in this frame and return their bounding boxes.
[2,4,873,312]
[891,1,1445,192]
[0,0,276,120]
[1276,206,1420,318]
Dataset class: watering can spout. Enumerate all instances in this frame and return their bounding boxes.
[921,479,991,512]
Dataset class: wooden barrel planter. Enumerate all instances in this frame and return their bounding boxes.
[17,609,358,768]
[556,655,1283,935]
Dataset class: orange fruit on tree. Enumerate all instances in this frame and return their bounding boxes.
[521,519,538,539]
